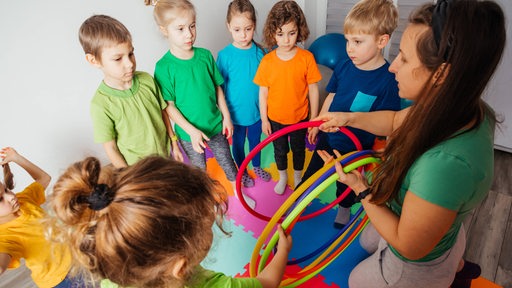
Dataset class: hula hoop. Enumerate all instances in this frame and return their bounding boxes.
[236,121,363,221]
[290,150,375,221]
[250,155,380,279]
[256,157,378,273]
[287,205,365,265]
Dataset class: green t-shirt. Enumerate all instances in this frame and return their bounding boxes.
[90,71,170,165]
[388,117,494,262]
[100,266,262,288]
[154,47,224,141]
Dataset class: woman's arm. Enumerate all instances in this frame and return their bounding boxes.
[0,147,51,188]
[314,107,411,136]
[334,161,456,260]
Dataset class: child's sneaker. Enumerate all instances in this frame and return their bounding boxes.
[242,171,255,188]
[254,167,271,182]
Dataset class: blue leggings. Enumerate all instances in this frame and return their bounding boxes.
[232,120,263,168]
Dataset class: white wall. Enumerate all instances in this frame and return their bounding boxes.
[0,0,322,189]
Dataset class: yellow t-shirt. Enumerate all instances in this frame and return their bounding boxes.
[0,182,72,288]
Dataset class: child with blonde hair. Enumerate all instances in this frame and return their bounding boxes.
[217,0,272,188]
[79,14,183,168]
[48,155,292,288]
[254,0,321,195]
[145,0,256,208]
[0,147,76,287]
[300,0,402,229]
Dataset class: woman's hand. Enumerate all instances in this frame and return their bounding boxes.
[312,112,351,133]
[318,149,369,194]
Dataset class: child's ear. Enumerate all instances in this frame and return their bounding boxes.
[85,53,100,67]
[377,34,390,49]
[159,25,169,37]
[167,257,187,279]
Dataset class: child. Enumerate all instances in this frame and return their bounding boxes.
[48,155,293,288]
[0,147,75,287]
[254,0,321,195]
[145,0,256,208]
[79,14,183,168]
[216,0,272,188]
[301,0,402,228]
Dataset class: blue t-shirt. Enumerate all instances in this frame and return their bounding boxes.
[326,59,401,151]
[217,43,264,126]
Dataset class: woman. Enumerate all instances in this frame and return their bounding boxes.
[315,0,506,287]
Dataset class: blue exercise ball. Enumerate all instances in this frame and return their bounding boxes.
[308,33,348,70]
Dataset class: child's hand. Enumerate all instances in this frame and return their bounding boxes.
[172,142,184,162]
[222,118,233,139]
[0,147,20,165]
[276,225,292,255]
[190,129,209,154]
[307,127,319,145]
[262,120,272,136]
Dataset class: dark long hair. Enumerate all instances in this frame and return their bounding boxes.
[371,0,505,205]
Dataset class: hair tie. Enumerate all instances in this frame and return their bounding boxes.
[78,184,115,211]
[432,0,453,60]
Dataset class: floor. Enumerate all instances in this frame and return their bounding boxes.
[1,144,509,288]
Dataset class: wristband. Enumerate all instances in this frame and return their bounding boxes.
[355,188,371,202]
[171,135,178,142]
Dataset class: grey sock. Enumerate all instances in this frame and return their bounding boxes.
[334,207,350,225]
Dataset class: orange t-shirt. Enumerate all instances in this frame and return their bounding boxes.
[254,47,321,124]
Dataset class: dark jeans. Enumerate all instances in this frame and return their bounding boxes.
[269,119,307,171]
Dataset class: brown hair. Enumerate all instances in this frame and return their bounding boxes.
[144,0,196,28]
[48,156,229,288]
[344,0,398,37]
[78,14,132,61]
[370,0,505,205]
[2,164,14,190]
[262,0,310,49]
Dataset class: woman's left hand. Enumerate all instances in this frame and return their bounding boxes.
[318,149,369,194]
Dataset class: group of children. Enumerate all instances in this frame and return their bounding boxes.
[0,0,405,287]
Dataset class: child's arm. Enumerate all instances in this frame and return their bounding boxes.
[162,111,184,162]
[255,225,293,288]
[259,86,272,136]
[308,91,334,145]
[0,147,50,188]
[216,86,233,139]
[0,253,11,276]
[102,141,128,168]
[307,82,320,144]
[164,101,209,154]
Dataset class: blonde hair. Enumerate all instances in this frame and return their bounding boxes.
[48,156,229,288]
[144,0,196,27]
[262,0,310,49]
[78,14,132,61]
[344,0,398,37]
